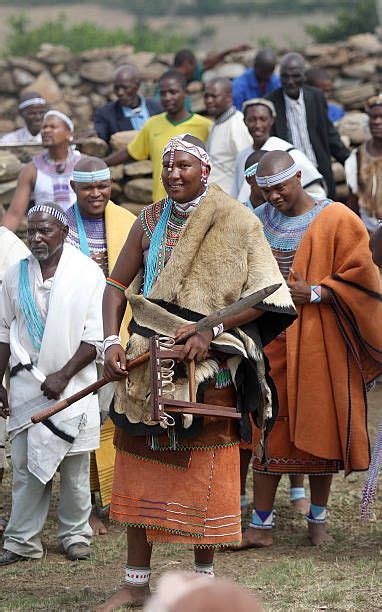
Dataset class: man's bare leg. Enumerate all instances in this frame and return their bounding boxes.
[307,474,333,546]
[230,473,281,549]
[194,547,215,576]
[98,526,152,611]
[289,474,309,515]
[239,449,252,512]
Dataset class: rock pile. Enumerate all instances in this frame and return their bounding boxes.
[0,32,381,215]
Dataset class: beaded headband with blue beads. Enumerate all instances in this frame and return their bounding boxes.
[72,168,111,183]
[28,204,67,226]
[256,162,298,188]
[244,162,259,178]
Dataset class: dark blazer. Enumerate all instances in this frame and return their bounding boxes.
[94,97,162,143]
[265,86,349,199]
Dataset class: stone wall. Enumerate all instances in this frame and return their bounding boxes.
[0,32,381,216]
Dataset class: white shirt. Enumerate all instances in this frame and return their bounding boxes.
[284,90,317,167]
[207,108,252,194]
[0,246,103,457]
[0,127,42,145]
[231,136,325,202]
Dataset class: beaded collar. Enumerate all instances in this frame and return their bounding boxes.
[255,198,332,252]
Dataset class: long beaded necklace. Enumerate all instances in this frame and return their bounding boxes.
[143,198,192,297]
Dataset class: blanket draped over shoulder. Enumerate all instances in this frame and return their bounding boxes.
[114,185,296,448]
[105,201,136,348]
[286,203,382,474]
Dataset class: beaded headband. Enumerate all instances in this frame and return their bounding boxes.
[19,97,46,110]
[28,204,68,226]
[72,168,111,183]
[256,162,298,188]
[44,110,74,132]
[244,162,259,178]
[162,134,210,186]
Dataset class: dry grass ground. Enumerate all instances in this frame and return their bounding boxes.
[0,387,381,611]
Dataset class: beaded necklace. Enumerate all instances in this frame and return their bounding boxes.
[255,198,332,252]
[18,259,45,350]
[142,198,192,296]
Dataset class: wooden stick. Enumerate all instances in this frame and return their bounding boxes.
[31,350,151,424]
[187,360,197,403]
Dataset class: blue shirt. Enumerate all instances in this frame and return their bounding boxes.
[232,68,281,111]
[327,102,345,123]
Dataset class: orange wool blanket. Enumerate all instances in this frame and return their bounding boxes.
[254,203,382,475]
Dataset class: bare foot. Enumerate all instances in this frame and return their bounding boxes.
[89,510,108,536]
[225,526,273,551]
[307,522,333,546]
[291,497,310,515]
[97,585,150,611]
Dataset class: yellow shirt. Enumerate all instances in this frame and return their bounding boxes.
[127,112,212,202]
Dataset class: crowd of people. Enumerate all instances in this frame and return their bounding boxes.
[0,44,381,610]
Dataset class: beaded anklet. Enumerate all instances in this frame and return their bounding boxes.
[306,503,327,524]
[125,566,151,586]
[250,509,274,529]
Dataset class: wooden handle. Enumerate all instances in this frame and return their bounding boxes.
[188,360,197,403]
[31,350,151,424]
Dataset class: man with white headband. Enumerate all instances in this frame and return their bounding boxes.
[1,110,81,232]
[0,91,46,145]
[0,202,105,565]
[236,150,382,550]
[100,134,296,609]
[231,98,326,204]
[67,156,136,536]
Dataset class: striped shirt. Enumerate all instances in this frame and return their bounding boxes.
[284,90,317,168]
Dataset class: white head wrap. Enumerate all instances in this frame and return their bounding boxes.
[19,97,46,111]
[43,110,74,133]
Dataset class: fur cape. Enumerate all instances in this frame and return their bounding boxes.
[114,185,296,443]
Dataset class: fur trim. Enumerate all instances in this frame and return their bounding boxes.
[117,185,289,426]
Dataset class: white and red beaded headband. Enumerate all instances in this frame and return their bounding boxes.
[162,134,210,185]
[256,162,298,188]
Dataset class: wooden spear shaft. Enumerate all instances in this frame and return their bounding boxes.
[31,350,151,424]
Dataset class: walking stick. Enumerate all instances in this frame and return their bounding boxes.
[31,351,151,424]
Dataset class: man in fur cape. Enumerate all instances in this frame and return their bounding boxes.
[100,134,296,610]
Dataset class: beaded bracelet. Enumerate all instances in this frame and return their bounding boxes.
[212,323,224,338]
[106,277,127,293]
[103,335,122,354]
[310,285,322,304]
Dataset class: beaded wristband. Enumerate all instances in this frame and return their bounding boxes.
[212,323,224,338]
[106,277,127,293]
[310,285,322,303]
[103,335,122,354]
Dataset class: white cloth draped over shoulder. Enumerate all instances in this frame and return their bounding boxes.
[231,136,326,203]
[0,228,30,469]
[0,243,105,483]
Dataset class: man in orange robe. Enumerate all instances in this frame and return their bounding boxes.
[241,150,382,548]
